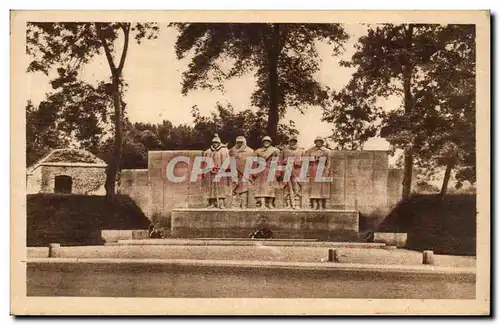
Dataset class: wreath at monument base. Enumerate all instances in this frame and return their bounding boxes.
[250,217,273,239]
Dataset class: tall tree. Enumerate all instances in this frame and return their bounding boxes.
[322,82,378,150]
[26,75,116,166]
[27,22,158,198]
[106,102,300,169]
[171,23,348,140]
[324,24,474,201]
[411,25,475,197]
[26,100,69,166]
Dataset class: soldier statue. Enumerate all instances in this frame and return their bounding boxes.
[229,136,254,208]
[305,136,332,210]
[203,134,230,209]
[279,135,305,209]
[254,136,280,209]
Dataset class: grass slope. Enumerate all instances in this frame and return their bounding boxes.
[377,194,477,255]
[27,194,150,247]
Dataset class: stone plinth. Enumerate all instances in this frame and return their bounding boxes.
[101,230,149,243]
[374,232,408,248]
[171,208,360,241]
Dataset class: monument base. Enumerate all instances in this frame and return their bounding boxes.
[170,208,360,241]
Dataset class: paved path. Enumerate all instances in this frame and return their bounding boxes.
[28,244,476,268]
[27,258,475,298]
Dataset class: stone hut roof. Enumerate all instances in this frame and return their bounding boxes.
[27,149,107,173]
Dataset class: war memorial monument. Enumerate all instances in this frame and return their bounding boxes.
[118,133,407,242]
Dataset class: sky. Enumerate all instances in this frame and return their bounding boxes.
[26,23,393,151]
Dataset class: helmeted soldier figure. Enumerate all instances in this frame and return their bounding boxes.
[279,135,305,209]
[305,136,332,210]
[254,135,280,209]
[202,133,230,209]
[229,135,254,208]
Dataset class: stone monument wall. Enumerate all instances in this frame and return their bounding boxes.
[329,150,389,216]
[118,169,149,215]
[387,168,418,207]
[119,150,401,225]
[147,151,205,225]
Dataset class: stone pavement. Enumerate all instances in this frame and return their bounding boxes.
[28,242,475,268]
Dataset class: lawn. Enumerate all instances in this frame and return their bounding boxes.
[377,194,477,255]
[27,193,150,246]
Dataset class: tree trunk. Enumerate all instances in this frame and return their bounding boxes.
[97,23,130,200]
[402,150,413,201]
[105,76,123,199]
[439,160,454,199]
[266,24,280,140]
[401,23,414,202]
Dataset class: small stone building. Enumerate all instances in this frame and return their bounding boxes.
[27,149,107,195]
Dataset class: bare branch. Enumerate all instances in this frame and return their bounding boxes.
[278,24,289,52]
[117,23,131,74]
[402,24,407,34]
[95,23,117,77]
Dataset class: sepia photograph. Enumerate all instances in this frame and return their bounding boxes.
[10,10,490,315]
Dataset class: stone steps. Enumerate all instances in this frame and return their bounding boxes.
[106,238,386,248]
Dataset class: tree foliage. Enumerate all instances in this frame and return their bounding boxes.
[419,25,475,192]
[103,103,299,170]
[324,24,475,199]
[27,22,158,196]
[171,23,348,139]
[25,77,113,166]
[26,100,68,166]
[382,25,475,195]
[27,22,159,76]
[190,103,298,149]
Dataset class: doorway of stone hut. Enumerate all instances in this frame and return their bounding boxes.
[54,175,72,194]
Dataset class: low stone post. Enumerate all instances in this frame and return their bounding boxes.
[422,250,434,265]
[48,243,60,258]
[328,249,338,262]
